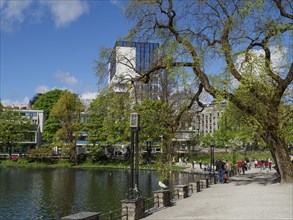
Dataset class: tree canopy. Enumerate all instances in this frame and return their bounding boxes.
[32,89,63,119]
[50,90,84,162]
[120,0,293,183]
[0,110,31,157]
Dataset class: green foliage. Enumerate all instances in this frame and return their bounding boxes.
[214,102,265,148]
[134,99,174,144]
[29,147,53,159]
[32,89,63,119]
[50,90,84,162]
[43,116,61,143]
[85,89,131,147]
[0,110,31,156]
[86,146,107,163]
[122,0,293,181]
[32,89,63,143]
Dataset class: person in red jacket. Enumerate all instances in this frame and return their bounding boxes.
[237,160,242,174]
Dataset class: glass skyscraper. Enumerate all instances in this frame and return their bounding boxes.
[108,41,160,100]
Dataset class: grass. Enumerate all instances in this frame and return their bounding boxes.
[0,151,273,169]
[188,151,273,165]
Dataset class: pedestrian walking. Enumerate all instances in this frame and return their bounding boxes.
[218,159,225,183]
[199,159,202,170]
[241,160,246,174]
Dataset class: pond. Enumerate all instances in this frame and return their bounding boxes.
[0,167,204,219]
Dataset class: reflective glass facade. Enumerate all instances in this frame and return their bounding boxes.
[109,41,159,81]
[109,41,160,100]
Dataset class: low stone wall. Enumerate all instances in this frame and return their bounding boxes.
[62,176,217,220]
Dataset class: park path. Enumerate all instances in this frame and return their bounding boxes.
[143,167,293,220]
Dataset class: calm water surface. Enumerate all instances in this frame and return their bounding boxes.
[0,167,202,219]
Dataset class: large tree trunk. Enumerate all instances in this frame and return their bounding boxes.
[273,141,293,183]
[265,130,293,183]
[269,150,279,175]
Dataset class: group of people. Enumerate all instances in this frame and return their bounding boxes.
[253,158,273,171]
[236,159,250,175]
[178,157,189,165]
[179,156,274,182]
[215,159,232,183]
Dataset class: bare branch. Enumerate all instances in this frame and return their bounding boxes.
[273,0,293,19]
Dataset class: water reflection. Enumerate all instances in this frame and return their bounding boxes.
[0,167,203,219]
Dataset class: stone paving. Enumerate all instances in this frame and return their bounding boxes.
[143,167,293,220]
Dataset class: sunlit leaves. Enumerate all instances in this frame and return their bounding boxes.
[0,110,31,155]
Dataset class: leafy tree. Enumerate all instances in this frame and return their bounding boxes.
[0,110,31,157]
[28,93,43,108]
[85,89,131,159]
[32,89,63,143]
[0,101,3,111]
[120,0,293,183]
[42,117,61,143]
[214,102,265,149]
[32,89,63,119]
[50,90,84,163]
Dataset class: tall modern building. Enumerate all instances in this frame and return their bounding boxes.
[108,41,160,100]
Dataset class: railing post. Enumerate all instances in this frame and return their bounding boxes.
[189,184,193,194]
[173,185,188,199]
[153,189,171,208]
[189,182,200,193]
[121,198,144,220]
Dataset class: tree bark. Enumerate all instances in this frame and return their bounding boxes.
[273,141,293,183]
[265,130,293,183]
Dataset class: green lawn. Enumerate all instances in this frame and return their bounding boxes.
[0,151,273,169]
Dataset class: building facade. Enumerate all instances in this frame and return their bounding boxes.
[174,101,226,152]
[0,108,45,155]
[108,41,160,100]
[197,101,226,136]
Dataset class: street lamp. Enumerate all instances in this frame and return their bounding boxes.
[127,113,141,200]
[210,139,215,180]
[232,147,236,176]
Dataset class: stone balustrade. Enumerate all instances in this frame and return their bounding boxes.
[62,176,217,220]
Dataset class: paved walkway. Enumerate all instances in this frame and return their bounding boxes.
[143,168,293,220]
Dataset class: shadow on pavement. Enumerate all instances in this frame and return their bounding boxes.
[230,172,280,186]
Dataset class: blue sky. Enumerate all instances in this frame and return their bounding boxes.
[0,0,131,106]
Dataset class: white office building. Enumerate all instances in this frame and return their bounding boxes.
[108,41,160,100]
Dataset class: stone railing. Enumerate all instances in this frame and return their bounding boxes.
[62,175,217,220]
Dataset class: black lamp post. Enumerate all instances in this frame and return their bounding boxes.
[127,112,141,199]
[232,147,236,176]
[210,139,215,180]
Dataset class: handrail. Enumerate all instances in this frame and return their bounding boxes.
[143,195,160,212]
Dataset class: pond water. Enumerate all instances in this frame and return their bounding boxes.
[0,167,203,219]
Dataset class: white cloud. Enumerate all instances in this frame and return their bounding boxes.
[0,0,6,9]
[0,0,33,33]
[0,0,88,33]
[79,91,97,100]
[110,0,127,8]
[35,85,50,94]
[232,46,289,89]
[2,97,30,107]
[55,71,78,86]
[79,91,97,109]
[44,0,89,28]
